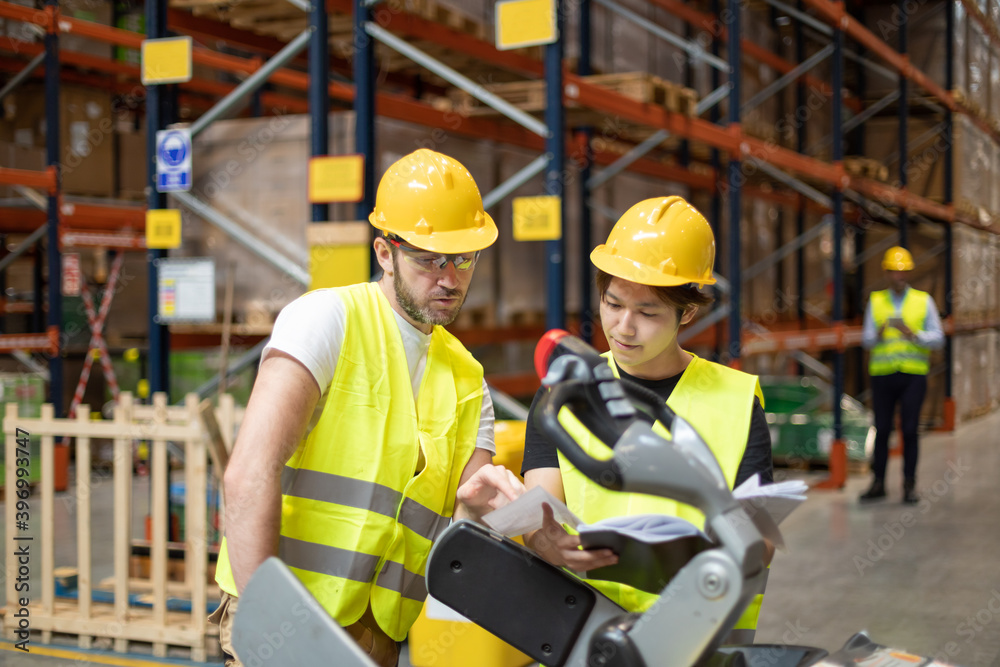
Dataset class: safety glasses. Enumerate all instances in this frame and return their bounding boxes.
[386,236,480,273]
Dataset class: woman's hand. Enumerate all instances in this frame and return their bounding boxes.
[526,503,619,573]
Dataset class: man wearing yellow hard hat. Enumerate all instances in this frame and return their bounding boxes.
[212,149,524,667]
[859,246,945,505]
[521,196,773,643]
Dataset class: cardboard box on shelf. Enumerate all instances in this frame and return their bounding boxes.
[864,2,964,99]
[59,0,112,60]
[117,122,147,200]
[7,84,115,197]
[863,115,993,216]
[0,141,46,198]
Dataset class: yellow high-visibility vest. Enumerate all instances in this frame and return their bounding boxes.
[869,288,931,376]
[215,282,483,640]
[558,352,766,634]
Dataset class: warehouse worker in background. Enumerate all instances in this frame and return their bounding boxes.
[211,149,525,667]
[520,196,773,644]
[859,246,945,505]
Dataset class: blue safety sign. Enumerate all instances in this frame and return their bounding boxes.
[155,128,193,193]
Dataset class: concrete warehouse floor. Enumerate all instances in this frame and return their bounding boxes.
[2,408,999,667]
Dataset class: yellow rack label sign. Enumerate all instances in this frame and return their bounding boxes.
[142,36,193,85]
[496,0,557,51]
[146,209,182,249]
[513,195,561,241]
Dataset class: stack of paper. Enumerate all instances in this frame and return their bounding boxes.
[732,474,808,549]
[481,477,807,592]
[482,475,807,549]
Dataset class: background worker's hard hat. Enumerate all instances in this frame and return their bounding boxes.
[882,246,915,271]
[369,149,498,254]
[591,196,716,287]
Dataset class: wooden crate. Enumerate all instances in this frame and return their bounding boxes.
[2,393,240,661]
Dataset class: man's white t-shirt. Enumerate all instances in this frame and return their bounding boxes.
[262,288,496,454]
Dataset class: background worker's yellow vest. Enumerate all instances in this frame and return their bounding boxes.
[558,353,765,633]
[869,288,931,376]
[215,282,483,641]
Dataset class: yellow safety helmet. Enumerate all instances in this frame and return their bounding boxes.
[591,196,716,287]
[882,246,914,271]
[369,149,498,254]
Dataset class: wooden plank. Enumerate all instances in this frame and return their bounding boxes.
[113,393,132,653]
[200,399,230,479]
[4,403,17,634]
[27,602,211,645]
[3,418,201,441]
[75,406,93,649]
[186,395,209,661]
[218,393,236,455]
[98,576,201,596]
[151,394,168,657]
[40,405,54,624]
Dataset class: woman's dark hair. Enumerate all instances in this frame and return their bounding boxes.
[595,268,713,317]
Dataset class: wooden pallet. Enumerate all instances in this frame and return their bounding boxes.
[843,156,890,182]
[450,72,699,118]
[585,72,698,116]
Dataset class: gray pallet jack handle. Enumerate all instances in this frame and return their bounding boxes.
[232,557,378,667]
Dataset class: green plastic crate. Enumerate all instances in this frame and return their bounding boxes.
[169,350,253,405]
[761,377,873,464]
[0,374,46,485]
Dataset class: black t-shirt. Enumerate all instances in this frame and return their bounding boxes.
[520,362,773,487]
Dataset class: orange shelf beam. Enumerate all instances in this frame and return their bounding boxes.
[0,327,59,355]
[372,3,543,79]
[0,39,312,114]
[646,0,863,113]
[59,201,146,229]
[0,166,57,194]
[800,0,1000,147]
[0,202,145,233]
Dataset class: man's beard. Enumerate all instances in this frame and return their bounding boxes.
[392,254,467,326]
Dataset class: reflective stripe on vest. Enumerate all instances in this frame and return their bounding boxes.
[869,288,931,376]
[280,467,452,542]
[558,352,766,631]
[214,282,482,641]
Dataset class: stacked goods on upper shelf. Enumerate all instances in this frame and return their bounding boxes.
[953,329,1000,423]
[3,84,115,197]
[953,225,1000,327]
[863,115,998,225]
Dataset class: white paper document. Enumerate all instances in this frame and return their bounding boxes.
[732,474,808,549]
[482,486,583,536]
[482,474,807,549]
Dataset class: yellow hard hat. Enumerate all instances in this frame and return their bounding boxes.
[591,196,716,287]
[369,149,498,254]
[882,246,915,271]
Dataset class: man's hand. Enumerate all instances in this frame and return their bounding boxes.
[526,503,619,573]
[894,321,915,339]
[455,464,525,522]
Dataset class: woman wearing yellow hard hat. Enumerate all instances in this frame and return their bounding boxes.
[859,246,945,505]
[521,196,773,643]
